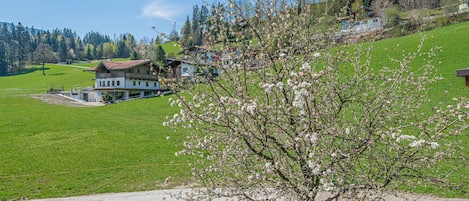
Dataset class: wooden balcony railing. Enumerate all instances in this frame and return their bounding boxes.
[96,72,158,81]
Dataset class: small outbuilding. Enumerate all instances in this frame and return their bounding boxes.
[456,68,469,87]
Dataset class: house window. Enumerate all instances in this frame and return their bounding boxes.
[133,81,136,86]
[138,81,141,85]
[138,69,140,73]
[112,81,115,86]
[117,81,120,86]
[146,82,149,87]
[107,81,110,86]
[154,82,157,87]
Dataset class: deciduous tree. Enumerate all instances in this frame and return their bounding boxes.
[166,0,468,200]
[33,43,56,75]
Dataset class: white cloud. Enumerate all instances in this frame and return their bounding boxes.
[141,0,181,21]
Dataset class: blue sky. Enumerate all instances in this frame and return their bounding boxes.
[0,0,209,40]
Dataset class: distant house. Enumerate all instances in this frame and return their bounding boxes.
[86,60,162,102]
[174,46,221,81]
[341,17,384,34]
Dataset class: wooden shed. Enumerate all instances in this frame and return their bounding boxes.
[456,68,469,87]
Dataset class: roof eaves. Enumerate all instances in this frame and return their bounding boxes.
[456,68,469,77]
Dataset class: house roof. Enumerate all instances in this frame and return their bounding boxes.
[85,60,151,71]
[456,68,469,77]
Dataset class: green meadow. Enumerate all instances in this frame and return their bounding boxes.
[0,65,188,200]
[0,22,468,200]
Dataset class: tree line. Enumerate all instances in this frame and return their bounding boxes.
[0,22,138,75]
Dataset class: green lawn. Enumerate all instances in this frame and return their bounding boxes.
[0,65,188,200]
[161,41,182,58]
[0,22,468,200]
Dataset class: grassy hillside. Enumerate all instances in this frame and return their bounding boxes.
[374,22,469,197]
[161,41,182,58]
[0,22,468,200]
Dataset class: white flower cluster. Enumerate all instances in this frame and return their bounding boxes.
[320,178,335,192]
[396,135,416,142]
[409,140,439,149]
[260,83,275,94]
[299,62,311,71]
[241,100,258,115]
[304,132,318,144]
[395,134,439,149]
[292,81,311,108]
[313,52,321,58]
[169,97,183,108]
[307,160,321,175]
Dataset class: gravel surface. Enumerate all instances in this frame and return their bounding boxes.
[30,189,469,201]
[31,94,104,107]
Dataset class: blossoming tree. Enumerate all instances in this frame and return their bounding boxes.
[166,0,468,200]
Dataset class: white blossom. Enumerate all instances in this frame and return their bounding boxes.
[313,52,321,58]
[410,139,426,147]
[276,82,284,89]
[308,160,321,175]
[429,141,439,149]
[261,83,275,94]
[300,62,311,71]
[396,135,416,142]
[323,182,334,192]
[220,96,228,103]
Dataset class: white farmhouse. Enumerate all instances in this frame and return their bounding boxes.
[86,60,161,102]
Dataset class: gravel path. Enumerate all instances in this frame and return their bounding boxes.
[31,94,104,107]
[30,189,469,201]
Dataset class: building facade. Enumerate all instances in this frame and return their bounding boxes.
[87,60,161,102]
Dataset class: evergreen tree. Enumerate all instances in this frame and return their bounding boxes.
[92,45,98,60]
[154,44,166,67]
[0,28,7,75]
[16,23,30,70]
[180,16,192,48]
[130,50,140,60]
[8,23,18,70]
[0,23,10,74]
[85,45,93,60]
[192,5,202,46]
[117,40,129,58]
[169,22,180,42]
[124,33,136,56]
[58,38,68,62]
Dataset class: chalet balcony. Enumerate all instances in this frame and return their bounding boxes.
[96,72,158,81]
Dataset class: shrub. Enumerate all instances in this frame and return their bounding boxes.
[384,5,403,27]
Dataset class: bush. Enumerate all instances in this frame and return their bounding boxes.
[384,5,403,27]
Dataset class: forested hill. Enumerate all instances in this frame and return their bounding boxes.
[0,22,139,76]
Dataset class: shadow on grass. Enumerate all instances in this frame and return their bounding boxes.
[46,73,65,76]
[0,67,50,77]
